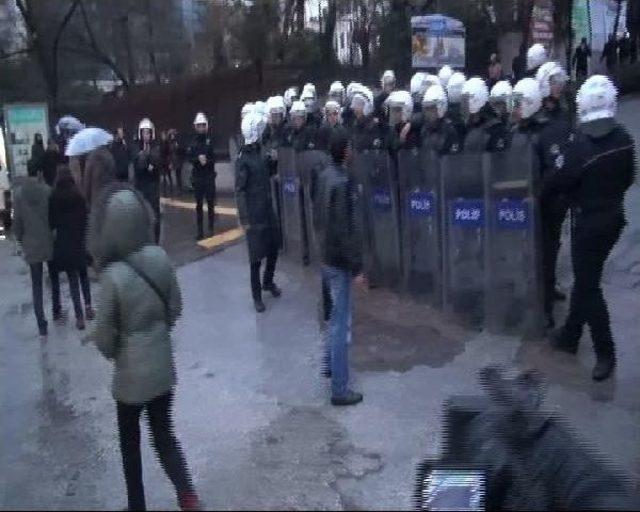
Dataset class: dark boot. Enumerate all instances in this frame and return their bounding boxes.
[331,390,363,406]
[550,326,579,354]
[254,298,266,313]
[592,356,616,381]
[263,282,282,298]
[553,288,567,301]
[38,320,48,337]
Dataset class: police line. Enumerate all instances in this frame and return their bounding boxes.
[276,141,545,338]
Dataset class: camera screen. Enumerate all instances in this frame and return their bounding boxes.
[421,469,485,511]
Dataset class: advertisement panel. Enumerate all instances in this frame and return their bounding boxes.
[2,103,50,181]
[411,15,465,69]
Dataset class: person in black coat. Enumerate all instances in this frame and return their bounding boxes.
[111,127,131,182]
[31,133,45,171]
[235,112,282,313]
[41,139,64,187]
[187,113,217,240]
[49,166,93,330]
[547,75,636,382]
[133,118,162,243]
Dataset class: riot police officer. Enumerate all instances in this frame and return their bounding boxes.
[284,100,318,151]
[187,112,216,241]
[328,81,345,106]
[420,84,462,156]
[317,100,343,152]
[446,71,468,141]
[438,65,454,89]
[536,62,573,325]
[460,77,491,151]
[374,70,396,122]
[134,117,162,243]
[262,96,287,152]
[386,90,414,153]
[283,86,299,116]
[547,75,635,381]
[301,83,322,128]
[350,85,386,152]
[486,80,514,152]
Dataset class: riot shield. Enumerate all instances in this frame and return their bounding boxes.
[484,134,543,337]
[440,151,486,327]
[354,150,402,289]
[398,147,442,305]
[277,147,305,262]
[298,149,330,266]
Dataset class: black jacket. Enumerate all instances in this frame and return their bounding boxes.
[316,162,362,274]
[316,123,338,152]
[110,138,131,181]
[422,117,462,156]
[41,149,64,187]
[484,116,512,152]
[133,141,161,189]
[187,133,216,182]
[351,115,387,152]
[542,118,635,237]
[235,143,280,262]
[49,184,88,271]
[447,103,467,142]
[283,123,318,152]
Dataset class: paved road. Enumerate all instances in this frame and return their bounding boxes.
[1,98,639,510]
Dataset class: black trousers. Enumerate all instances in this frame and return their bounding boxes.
[117,391,194,511]
[250,252,278,301]
[193,178,216,236]
[50,265,83,321]
[29,262,54,330]
[541,198,569,316]
[563,224,622,358]
[78,266,92,307]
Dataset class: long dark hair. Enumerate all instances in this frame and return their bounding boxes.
[52,165,84,208]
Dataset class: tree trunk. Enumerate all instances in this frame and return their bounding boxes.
[120,15,136,84]
[144,0,161,84]
[613,0,623,38]
[322,0,337,66]
[295,0,305,33]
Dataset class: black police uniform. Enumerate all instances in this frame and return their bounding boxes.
[538,100,574,323]
[545,118,635,379]
[187,133,216,239]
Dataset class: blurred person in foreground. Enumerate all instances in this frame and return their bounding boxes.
[88,183,201,511]
[316,127,365,407]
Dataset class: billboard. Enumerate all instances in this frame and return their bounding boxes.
[2,103,50,181]
[411,15,465,69]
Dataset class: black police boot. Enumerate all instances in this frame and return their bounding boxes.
[253,291,266,312]
[592,355,616,381]
[331,390,363,406]
[263,282,282,298]
[550,327,579,354]
[553,288,567,301]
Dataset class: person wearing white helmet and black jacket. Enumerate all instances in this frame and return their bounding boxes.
[235,111,282,313]
[283,100,318,152]
[134,117,162,243]
[525,43,548,79]
[374,70,396,123]
[486,80,514,152]
[446,71,468,141]
[536,62,574,326]
[546,75,635,382]
[350,85,386,152]
[420,84,462,156]
[186,113,216,241]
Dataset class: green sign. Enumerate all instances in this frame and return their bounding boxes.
[2,103,50,180]
[573,0,592,45]
[7,107,46,125]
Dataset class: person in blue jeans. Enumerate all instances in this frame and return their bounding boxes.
[316,127,365,406]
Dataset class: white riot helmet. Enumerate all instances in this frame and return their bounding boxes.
[284,87,298,108]
[266,96,286,115]
[381,69,396,88]
[193,112,208,129]
[536,61,568,98]
[253,100,268,122]
[385,90,413,124]
[461,77,490,115]
[329,81,345,102]
[490,80,514,114]
[423,84,448,119]
[513,78,542,120]
[346,82,363,103]
[138,117,155,140]
[324,100,342,122]
[527,43,547,71]
[290,100,307,119]
[241,111,266,146]
[302,83,316,99]
[241,102,254,120]
[438,65,454,88]
[423,74,440,92]
[447,72,466,104]
[576,75,618,123]
[410,72,427,97]
[351,86,374,116]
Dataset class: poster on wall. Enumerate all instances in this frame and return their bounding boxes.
[529,0,554,47]
[2,103,50,181]
[572,0,592,45]
[411,15,465,69]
